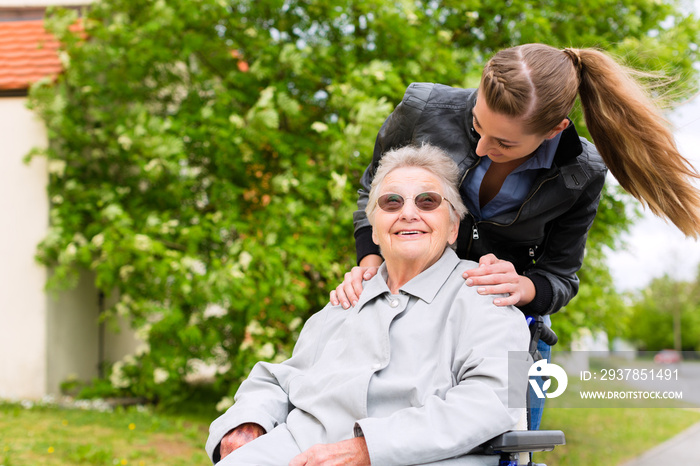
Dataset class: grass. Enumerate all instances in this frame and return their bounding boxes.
[533,358,700,465]
[537,407,700,465]
[2,397,700,466]
[0,401,211,466]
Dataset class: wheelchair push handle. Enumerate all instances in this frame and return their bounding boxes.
[538,324,558,346]
[526,315,558,347]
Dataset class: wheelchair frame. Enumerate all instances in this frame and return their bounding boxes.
[480,315,566,466]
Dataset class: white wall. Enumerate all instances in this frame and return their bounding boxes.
[0,96,50,399]
[104,313,143,367]
[0,97,139,399]
[45,270,100,394]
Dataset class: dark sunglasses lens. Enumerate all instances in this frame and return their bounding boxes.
[378,194,404,212]
[415,192,442,211]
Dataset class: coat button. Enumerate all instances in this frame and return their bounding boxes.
[372,363,382,371]
[389,299,399,308]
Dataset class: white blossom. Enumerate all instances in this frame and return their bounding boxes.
[134,342,150,356]
[62,243,77,261]
[118,134,132,150]
[229,114,245,128]
[311,121,328,133]
[216,396,234,412]
[289,317,303,332]
[246,320,264,336]
[47,159,67,176]
[119,265,135,281]
[182,256,207,275]
[134,323,152,341]
[256,342,275,360]
[153,368,169,384]
[91,233,105,248]
[133,234,152,252]
[184,359,217,384]
[238,251,253,270]
[204,303,227,318]
[102,204,124,221]
[109,361,130,388]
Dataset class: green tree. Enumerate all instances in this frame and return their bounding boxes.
[625,273,700,351]
[28,0,700,403]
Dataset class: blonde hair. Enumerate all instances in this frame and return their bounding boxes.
[365,144,468,227]
[480,43,700,238]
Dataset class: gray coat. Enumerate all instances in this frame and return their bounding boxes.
[206,249,531,465]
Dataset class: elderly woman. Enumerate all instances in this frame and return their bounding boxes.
[206,144,532,465]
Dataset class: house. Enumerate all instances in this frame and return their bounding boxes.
[0,2,138,400]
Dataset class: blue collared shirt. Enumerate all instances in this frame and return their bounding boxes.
[464,133,562,220]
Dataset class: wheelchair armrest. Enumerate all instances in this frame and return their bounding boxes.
[481,430,565,454]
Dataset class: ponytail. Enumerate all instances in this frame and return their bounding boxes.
[574,47,700,238]
[481,44,700,238]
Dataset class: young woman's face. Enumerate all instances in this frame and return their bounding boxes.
[472,98,562,164]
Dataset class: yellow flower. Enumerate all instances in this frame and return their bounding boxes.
[120,459,128,465]
[48,446,55,454]
[128,423,136,430]
[62,419,68,426]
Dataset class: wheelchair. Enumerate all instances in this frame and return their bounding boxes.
[478,315,566,466]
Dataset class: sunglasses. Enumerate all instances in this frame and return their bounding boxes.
[377,192,452,213]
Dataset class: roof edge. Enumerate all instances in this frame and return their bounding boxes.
[0,5,88,22]
[0,88,29,98]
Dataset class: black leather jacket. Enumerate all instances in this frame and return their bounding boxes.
[353,83,608,315]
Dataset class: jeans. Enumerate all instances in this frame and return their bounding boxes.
[527,338,551,431]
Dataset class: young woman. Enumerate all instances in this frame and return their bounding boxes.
[334,43,700,316]
[331,43,700,429]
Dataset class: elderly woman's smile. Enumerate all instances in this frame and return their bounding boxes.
[395,230,426,237]
[371,166,459,290]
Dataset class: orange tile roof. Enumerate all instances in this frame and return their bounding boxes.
[0,19,63,91]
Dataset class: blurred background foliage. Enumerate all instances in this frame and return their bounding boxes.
[27,0,700,405]
[624,267,700,352]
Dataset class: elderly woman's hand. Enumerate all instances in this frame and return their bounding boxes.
[463,254,535,307]
[219,423,265,459]
[289,437,371,466]
[330,254,383,309]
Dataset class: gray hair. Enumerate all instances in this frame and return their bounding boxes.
[365,144,468,228]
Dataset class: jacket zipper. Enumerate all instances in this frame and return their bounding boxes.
[466,172,560,255]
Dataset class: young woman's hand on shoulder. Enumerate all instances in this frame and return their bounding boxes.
[463,253,535,307]
[330,254,383,309]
